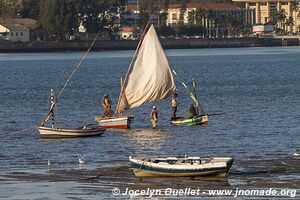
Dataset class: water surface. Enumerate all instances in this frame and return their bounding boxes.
[0,47,299,199]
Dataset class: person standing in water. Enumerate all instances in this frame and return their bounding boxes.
[150,106,158,129]
[171,93,178,118]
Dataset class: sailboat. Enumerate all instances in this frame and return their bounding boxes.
[170,75,209,126]
[36,33,105,139]
[95,23,176,128]
[36,94,105,139]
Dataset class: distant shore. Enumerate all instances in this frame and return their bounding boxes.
[0,37,299,53]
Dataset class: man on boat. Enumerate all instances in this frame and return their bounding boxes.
[189,104,197,118]
[150,106,158,129]
[102,94,114,117]
[171,93,179,118]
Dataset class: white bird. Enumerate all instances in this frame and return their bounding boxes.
[293,149,299,157]
[79,158,85,164]
[48,160,51,166]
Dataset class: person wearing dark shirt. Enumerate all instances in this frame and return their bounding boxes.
[150,106,158,129]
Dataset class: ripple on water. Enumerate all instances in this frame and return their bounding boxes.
[0,48,300,199]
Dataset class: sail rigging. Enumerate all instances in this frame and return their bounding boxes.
[117,25,176,113]
[42,30,101,126]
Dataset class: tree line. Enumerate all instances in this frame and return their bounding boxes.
[0,0,242,40]
[269,0,300,34]
[0,0,127,40]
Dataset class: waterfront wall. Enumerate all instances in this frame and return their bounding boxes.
[0,38,299,52]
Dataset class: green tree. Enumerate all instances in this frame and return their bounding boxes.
[138,8,150,29]
[159,12,168,26]
[290,0,299,33]
[270,9,286,34]
[0,0,23,18]
[142,0,165,15]
[176,24,188,35]
[39,0,58,39]
[178,1,187,25]
[20,0,41,19]
[78,0,125,34]
[0,1,4,18]
[286,16,294,33]
[187,10,196,25]
[139,0,168,28]
[158,25,176,37]
[40,0,79,40]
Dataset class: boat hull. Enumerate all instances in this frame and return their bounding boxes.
[132,168,228,177]
[171,115,208,126]
[36,125,105,139]
[129,157,233,177]
[95,116,133,129]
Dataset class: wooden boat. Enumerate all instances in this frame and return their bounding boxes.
[129,156,234,177]
[96,22,176,129]
[36,33,106,138]
[95,116,133,129]
[36,125,104,139]
[170,73,209,126]
[171,115,208,126]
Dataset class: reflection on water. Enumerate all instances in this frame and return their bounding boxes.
[125,128,171,153]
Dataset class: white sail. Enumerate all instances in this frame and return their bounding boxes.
[118,24,176,113]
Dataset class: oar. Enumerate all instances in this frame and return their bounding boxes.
[172,69,206,114]
[207,112,225,116]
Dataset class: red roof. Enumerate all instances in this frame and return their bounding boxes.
[168,3,239,10]
[126,5,141,12]
[120,27,133,33]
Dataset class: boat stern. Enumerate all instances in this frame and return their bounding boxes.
[95,116,134,129]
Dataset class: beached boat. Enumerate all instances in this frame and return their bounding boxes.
[171,115,208,126]
[129,156,234,177]
[96,22,176,129]
[36,125,104,139]
[36,33,105,138]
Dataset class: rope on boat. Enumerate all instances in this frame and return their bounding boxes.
[171,69,206,114]
[42,30,101,125]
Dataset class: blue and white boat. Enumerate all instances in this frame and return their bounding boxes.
[129,156,234,177]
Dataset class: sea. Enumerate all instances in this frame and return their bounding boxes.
[0,47,299,199]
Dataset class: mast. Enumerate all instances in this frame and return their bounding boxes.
[192,78,199,114]
[116,23,176,113]
[115,15,153,113]
[172,69,206,115]
[50,89,55,128]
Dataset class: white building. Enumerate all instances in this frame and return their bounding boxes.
[0,23,30,42]
[233,0,300,33]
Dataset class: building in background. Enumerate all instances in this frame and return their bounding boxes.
[233,0,300,33]
[166,3,255,37]
[0,22,30,42]
[0,18,44,42]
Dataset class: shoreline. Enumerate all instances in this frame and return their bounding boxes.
[0,37,299,53]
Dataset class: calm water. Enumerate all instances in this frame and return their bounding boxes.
[0,47,299,199]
